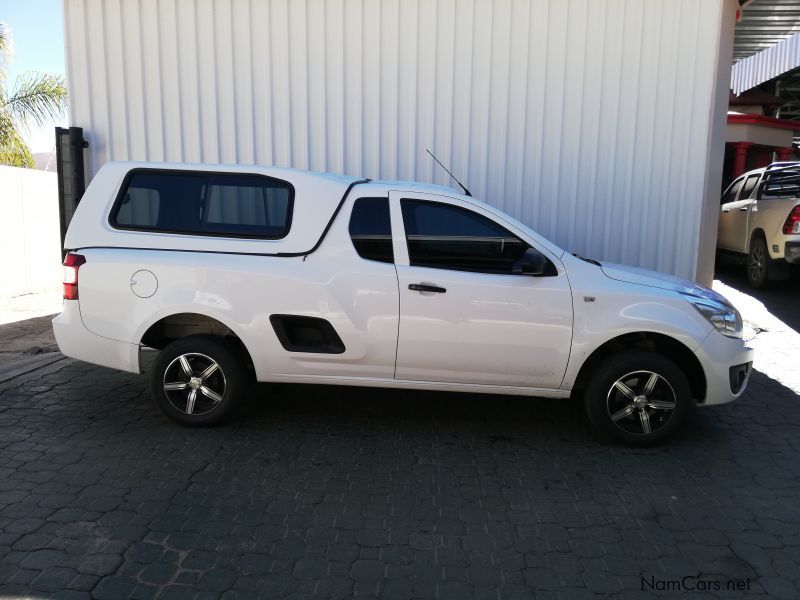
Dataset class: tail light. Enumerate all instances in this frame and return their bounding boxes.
[63,253,86,300]
[783,205,800,234]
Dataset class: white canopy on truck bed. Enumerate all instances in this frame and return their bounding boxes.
[65,162,361,256]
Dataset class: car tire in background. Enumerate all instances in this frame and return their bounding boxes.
[583,351,693,446]
[150,334,249,426]
[747,236,772,289]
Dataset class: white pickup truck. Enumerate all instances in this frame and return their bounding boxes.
[54,162,754,445]
[717,162,800,288]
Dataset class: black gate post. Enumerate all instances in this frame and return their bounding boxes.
[55,126,88,256]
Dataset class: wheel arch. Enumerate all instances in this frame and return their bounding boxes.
[571,331,707,403]
[749,227,766,252]
[138,311,255,375]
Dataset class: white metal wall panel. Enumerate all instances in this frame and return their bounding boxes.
[63,0,733,280]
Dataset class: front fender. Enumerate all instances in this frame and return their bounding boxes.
[561,282,712,390]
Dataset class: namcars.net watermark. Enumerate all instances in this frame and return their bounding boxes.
[642,575,752,593]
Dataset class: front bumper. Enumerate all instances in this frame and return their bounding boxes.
[52,300,140,374]
[693,331,755,406]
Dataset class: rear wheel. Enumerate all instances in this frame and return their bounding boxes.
[150,335,249,426]
[747,237,771,288]
[583,352,692,446]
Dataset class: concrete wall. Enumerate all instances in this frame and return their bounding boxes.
[63,0,737,282]
[0,166,62,297]
[726,122,794,147]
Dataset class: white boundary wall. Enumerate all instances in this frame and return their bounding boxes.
[63,0,737,282]
[0,166,62,298]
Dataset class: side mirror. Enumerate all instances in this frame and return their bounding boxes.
[512,248,549,276]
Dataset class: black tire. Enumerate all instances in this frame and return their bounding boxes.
[747,236,771,289]
[583,351,692,446]
[150,334,249,426]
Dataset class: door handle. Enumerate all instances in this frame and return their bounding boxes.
[739,206,749,211]
[409,283,446,293]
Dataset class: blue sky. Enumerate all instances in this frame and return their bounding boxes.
[1,0,66,153]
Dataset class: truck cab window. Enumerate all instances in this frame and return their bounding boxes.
[721,178,743,205]
[400,199,531,274]
[349,197,393,263]
[740,174,759,200]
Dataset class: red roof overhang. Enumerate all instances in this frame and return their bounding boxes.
[727,113,799,131]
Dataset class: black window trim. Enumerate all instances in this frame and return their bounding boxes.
[399,197,555,276]
[348,196,394,264]
[108,167,296,240]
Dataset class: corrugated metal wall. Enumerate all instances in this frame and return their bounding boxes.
[64,0,733,280]
[731,31,800,95]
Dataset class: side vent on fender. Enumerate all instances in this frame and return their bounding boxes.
[269,315,346,354]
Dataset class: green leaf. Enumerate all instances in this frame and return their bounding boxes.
[4,71,68,131]
[0,21,67,168]
[0,124,34,168]
[0,22,14,83]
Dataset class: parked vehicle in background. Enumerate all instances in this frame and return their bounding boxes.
[717,162,800,288]
[53,162,753,446]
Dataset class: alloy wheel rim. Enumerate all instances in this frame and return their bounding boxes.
[749,246,763,282]
[606,370,676,436]
[163,352,226,416]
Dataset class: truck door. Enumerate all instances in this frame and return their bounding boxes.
[730,173,760,254]
[718,177,743,251]
[719,174,758,252]
[390,191,573,390]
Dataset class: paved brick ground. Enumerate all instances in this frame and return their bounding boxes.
[0,314,59,358]
[0,352,799,599]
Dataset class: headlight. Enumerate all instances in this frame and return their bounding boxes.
[680,292,743,338]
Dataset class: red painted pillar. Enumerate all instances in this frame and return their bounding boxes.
[776,147,794,162]
[753,148,772,168]
[731,142,753,178]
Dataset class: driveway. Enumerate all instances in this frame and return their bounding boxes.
[714,265,800,334]
[0,294,799,598]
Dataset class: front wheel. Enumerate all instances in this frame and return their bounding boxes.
[150,335,249,426]
[583,352,692,446]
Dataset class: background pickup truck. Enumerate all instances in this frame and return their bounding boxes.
[717,162,800,288]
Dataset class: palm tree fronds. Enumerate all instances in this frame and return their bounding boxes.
[0,110,14,142]
[5,71,68,131]
[0,22,13,69]
[0,24,67,168]
[0,124,33,168]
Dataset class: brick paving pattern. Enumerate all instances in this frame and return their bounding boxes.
[0,353,799,599]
